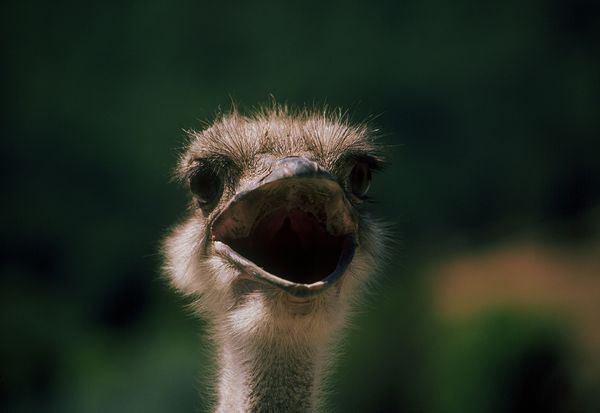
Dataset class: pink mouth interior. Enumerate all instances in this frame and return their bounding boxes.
[218,208,347,284]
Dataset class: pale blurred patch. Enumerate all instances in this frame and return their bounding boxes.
[431,239,600,369]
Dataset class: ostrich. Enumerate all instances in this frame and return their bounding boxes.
[163,105,387,412]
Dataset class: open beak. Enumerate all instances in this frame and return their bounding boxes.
[211,157,358,297]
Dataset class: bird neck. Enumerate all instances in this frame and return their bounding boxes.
[214,329,326,412]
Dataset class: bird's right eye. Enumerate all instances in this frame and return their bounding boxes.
[189,168,223,208]
[349,161,372,199]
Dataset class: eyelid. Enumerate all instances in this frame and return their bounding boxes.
[189,155,234,175]
[363,155,384,171]
[343,153,384,172]
[187,154,243,191]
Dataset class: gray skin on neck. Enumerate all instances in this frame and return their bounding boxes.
[216,329,320,412]
[162,107,387,412]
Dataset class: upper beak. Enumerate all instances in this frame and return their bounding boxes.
[260,156,335,184]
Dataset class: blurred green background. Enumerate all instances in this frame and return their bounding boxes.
[2,0,599,412]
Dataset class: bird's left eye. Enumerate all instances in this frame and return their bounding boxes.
[349,161,372,199]
[190,168,223,208]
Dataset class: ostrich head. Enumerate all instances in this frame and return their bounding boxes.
[163,106,387,410]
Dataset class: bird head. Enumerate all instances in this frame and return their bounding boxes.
[163,107,387,325]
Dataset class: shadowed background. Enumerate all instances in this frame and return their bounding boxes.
[2,0,599,412]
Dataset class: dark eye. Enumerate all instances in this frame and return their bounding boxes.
[190,168,223,207]
[349,161,372,199]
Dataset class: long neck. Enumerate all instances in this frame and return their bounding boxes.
[214,327,327,412]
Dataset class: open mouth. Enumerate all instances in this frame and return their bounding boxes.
[211,177,357,296]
